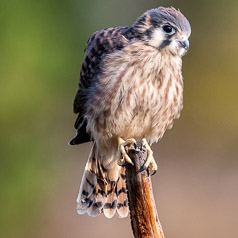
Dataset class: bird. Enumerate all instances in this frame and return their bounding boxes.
[69,7,191,218]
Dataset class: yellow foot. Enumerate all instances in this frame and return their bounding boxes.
[117,137,137,166]
[138,138,158,175]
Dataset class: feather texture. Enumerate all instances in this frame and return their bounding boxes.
[76,143,129,218]
[71,7,191,219]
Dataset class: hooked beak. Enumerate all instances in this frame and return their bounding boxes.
[179,39,189,51]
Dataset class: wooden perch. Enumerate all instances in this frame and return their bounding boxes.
[125,145,165,238]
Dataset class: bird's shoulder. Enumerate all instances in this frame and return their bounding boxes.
[85,26,132,56]
[73,26,134,114]
[71,27,135,143]
[81,26,134,84]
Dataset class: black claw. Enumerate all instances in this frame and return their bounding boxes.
[151,170,157,176]
[119,160,134,167]
[138,165,147,173]
[133,142,137,149]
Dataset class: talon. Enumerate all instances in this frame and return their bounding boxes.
[119,161,129,167]
[118,158,127,166]
[139,138,158,175]
[117,137,136,166]
[151,170,157,176]
[138,165,147,173]
[134,142,137,149]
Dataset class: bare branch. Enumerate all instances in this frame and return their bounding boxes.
[125,146,165,238]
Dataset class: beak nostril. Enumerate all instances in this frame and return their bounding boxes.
[179,39,189,50]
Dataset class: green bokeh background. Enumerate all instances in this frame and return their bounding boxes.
[1,0,238,237]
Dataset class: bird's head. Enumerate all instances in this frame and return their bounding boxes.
[133,7,191,57]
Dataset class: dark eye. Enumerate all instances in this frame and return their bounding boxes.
[162,24,176,35]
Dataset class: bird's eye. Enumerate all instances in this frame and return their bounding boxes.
[162,24,176,35]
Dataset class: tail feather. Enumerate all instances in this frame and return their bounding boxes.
[76,142,129,218]
[115,167,129,218]
[103,182,117,218]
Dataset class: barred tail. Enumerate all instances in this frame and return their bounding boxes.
[76,142,129,218]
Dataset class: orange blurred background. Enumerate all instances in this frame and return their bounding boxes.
[1,0,238,237]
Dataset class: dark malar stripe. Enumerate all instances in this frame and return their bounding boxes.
[159,39,171,49]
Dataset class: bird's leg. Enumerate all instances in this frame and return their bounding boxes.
[139,138,157,175]
[117,137,137,166]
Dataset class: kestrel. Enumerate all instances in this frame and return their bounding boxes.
[69,7,191,218]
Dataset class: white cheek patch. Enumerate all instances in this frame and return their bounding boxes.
[150,29,164,48]
[168,39,187,56]
[168,40,177,53]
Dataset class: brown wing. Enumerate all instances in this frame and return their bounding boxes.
[70,26,133,145]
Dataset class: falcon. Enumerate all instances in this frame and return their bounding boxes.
[69,7,191,218]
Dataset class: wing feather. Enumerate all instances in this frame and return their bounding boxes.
[70,26,133,145]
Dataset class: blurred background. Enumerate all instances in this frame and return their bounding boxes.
[1,0,238,237]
